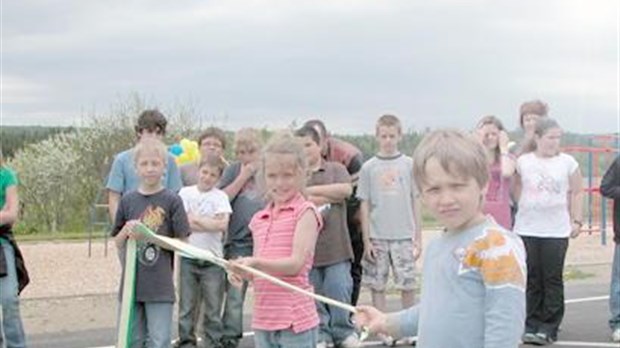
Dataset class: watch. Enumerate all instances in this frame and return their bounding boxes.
[572,220,583,227]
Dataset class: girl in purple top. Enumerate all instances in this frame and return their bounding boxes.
[476,116,516,229]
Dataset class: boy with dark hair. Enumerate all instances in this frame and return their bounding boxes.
[303,119,365,306]
[295,126,360,348]
[107,109,182,221]
[180,127,229,186]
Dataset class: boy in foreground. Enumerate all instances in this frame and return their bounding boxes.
[355,129,526,348]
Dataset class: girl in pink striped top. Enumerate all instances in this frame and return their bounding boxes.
[229,134,323,348]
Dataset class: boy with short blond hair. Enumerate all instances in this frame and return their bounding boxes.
[112,138,190,348]
[355,129,526,348]
[356,114,422,345]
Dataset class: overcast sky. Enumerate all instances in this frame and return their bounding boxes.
[1,0,618,134]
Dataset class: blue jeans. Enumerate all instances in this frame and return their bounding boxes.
[131,302,174,348]
[254,327,317,348]
[310,261,355,344]
[0,241,26,348]
[178,258,225,348]
[221,246,252,347]
[610,243,620,330]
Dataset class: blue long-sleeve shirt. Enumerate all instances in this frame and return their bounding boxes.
[385,219,526,348]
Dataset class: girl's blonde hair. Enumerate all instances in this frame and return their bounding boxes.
[257,131,307,201]
[413,129,489,190]
[133,138,168,166]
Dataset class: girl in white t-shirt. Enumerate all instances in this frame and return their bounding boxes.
[513,118,583,345]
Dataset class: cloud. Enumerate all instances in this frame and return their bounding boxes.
[1,0,618,134]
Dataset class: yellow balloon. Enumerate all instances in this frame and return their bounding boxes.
[176,153,192,165]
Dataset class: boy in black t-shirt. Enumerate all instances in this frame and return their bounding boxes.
[112,138,190,348]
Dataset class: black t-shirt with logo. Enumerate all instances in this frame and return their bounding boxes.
[112,189,190,302]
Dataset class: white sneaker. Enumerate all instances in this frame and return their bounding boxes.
[316,341,328,348]
[612,327,620,342]
[378,333,396,347]
[339,333,362,348]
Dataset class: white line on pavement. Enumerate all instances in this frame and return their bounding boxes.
[553,341,620,347]
[565,295,610,304]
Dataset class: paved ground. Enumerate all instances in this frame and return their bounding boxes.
[18,234,619,348]
[24,281,618,348]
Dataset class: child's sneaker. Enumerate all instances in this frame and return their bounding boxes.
[377,333,396,347]
[528,332,554,346]
[612,327,620,343]
[339,333,362,348]
[316,341,332,348]
[521,332,537,344]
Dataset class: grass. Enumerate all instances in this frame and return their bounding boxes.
[563,266,595,281]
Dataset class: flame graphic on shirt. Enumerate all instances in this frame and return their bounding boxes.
[459,228,526,290]
[140,205,166,232]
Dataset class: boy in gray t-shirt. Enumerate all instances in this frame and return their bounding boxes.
[356,115,422,345]
[112,139,190,348]
[355,130,526,348]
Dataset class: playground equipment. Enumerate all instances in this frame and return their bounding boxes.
[563,134,619,245]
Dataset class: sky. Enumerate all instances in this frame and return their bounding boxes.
[1,0,619,135]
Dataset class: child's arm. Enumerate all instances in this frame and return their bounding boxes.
[0,185,18,226]
[188,213,230,233]
[568,166,584,238]
[305,183,352,203]
[355,305,420,338]
[221,163,255,200]
[499,131,516,178]
[359,200,375,262]
[239,209,319,276]
[479,236,526,347]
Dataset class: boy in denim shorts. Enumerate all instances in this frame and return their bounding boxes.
[356,114,422,346]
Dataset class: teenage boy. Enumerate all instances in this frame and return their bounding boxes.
[180,127,229,186]
[107,109,182,221]
[217,128,264,348]
[355,129,526,348]
[600,155,620,342]
[356,114,421,345]
[295,126,360,348]
[303,119,365,306]
[177,154,232,348]
[112,138,190,348]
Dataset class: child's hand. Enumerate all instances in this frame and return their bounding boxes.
[412,240,422,261]
[570,221,582,239]
[354,305,388,335]
[363,241,376,263]
[227,257,256,280]
[120,220,142,240]
[239,162,257,180]
[227,272,245,289]
[499,130,510,152]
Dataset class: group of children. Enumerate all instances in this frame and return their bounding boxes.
[106,100,605,348]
